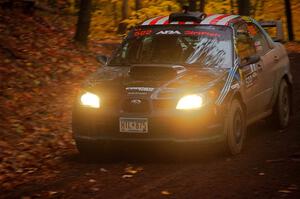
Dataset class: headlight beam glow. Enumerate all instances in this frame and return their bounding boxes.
[80,92,100,108]
[176,94,203,110]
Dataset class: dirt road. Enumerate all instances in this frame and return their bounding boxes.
[1,49,300,199]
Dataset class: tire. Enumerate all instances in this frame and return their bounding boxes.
[270,80,291,129]
[223,99,247,155]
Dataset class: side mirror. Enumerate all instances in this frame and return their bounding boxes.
[96,55,108,65]
[241,55,260,67]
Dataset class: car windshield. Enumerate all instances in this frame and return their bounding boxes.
[108,25,233,69]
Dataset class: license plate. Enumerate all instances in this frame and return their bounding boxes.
[119,117,148,133]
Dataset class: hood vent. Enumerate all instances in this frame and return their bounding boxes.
[129,65,186,81]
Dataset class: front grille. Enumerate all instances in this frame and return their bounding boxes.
[152,99,177,110]
[122,99,150,113]
[102,98,119,110]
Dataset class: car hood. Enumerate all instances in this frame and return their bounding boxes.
[84,64,227,99]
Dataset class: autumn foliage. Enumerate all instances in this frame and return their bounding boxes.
[87,0,300,41]
[0,8,106,190]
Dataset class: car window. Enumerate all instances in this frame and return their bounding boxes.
[247,22,270,56]
[234,23,256,65]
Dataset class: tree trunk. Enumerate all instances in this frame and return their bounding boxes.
[112,2,118,27]
[48,0,56,8]
[177,0,185,8]
[252,0,260,17]
[189,0,196,11]
[121,0,128,20]
[237,0,250,16]
[74,0,92,46]
[135,0,141,11]
[199,0,205,12]
[230,0,234,14]
[284,0,294,41]
[117,0,128,34]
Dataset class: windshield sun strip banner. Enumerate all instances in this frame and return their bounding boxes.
[133,28,226,37]
[200,14,223,24]
[142,14,240,26]
[141,16,200,26]
[210,14,231,24]
[141,17,158,25]
[217,15,240,25]
[157,16,169,25]
[149,16,166,25]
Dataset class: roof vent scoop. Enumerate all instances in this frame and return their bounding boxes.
[169,11,207,23]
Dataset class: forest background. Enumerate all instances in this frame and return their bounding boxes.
[29,0,300,44]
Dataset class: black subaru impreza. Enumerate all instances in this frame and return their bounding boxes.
[72,12,292,155]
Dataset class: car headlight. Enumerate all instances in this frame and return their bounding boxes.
[176,94,203,110]
[80,92,100,108]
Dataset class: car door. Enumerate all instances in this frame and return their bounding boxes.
[246,22,276,112]
[234,22,264,118]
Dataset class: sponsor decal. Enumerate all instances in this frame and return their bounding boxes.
[127,92,147,95]
[126,87,155,92]
[134,29,152,37]
[130,99,142,104]
[184,30,221,37]
[254,41,263,52]
[245,71,258,88]
[156,30,181,35]
[231,82,240,90]
[240,64,258,88]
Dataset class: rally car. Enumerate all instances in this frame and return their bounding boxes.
[72,12,292,155]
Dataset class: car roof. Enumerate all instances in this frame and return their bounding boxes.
[141,14,247,27]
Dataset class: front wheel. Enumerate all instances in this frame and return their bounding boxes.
[223,99,246,155]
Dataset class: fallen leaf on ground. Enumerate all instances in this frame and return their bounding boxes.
[161,190,171,195]
[278,190,291,194]
[265,159,285,163]
[122,174,133,179]
[288,184,298,190]
[89,179,96,183]
[90,187,100,191]
[48,191,58,196]
[124,166,143,174]
[100,168,107,172]
[291,158,300,162]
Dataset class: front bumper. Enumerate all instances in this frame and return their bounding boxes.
[72,104,225,144]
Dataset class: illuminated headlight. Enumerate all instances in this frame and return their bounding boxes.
[80,92,100,108]
[176,94,203,110]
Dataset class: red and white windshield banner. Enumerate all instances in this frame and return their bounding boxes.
[201,14,240,25]
[141,14,239,26]
[141,16,198,26]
